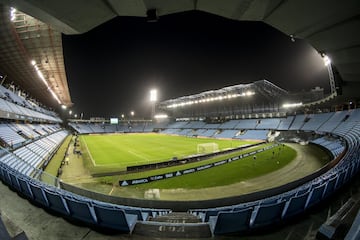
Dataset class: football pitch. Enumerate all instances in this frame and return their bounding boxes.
[81,133,257,171]
[61,133,330,197]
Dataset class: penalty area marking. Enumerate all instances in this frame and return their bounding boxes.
[127,150,150,161]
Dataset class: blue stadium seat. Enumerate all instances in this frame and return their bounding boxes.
[28,181,49,207]
[335,170,346,190]
[323,174,338,199]
[250,200,286,229]
[8,171,21,191]
[1,169,11,186]
[209,207,253,235]
[305,182,327,209]
[282,190,310,219]
[63,196,97,224]
[93,203,138,233]
[0,165,4,181]
[201,208,232,222]
[280,191,296,202]
[124,209,149,221]
[17,175,33,199]
[43,188,70,215]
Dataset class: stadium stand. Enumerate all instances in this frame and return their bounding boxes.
[198,129,217,138]
[0,124,26,147]
[203,123,222,129]
[235,130,269,140]
[277,116,295,130]
[255,118,282,129]
[177,129,193,136]
[301,112,334,131]
[186,121,206,129]
[289,114,307,130]
[214,129,239,138]
[219,120,241,129]
[0,85,62,123]
[166,121,188,129]
[104,124,118,133]
[311,137,345,157]
[188,109,359,236]
[235,119,258,129]
[208,207,252,235]
[0,130,68,176]
[317,110,350,133]
[1,107,360,237]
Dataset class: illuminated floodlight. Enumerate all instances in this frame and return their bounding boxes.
[150,89,157,102]
[323,54,331,66]
[245,91,255,96]
[130,111,135,116]
[282,102,303,108]
[10,7,16,21]
[69,110,72,115]
[121,114,124,118]
[50,89,61,104]
[154,114,168,119]
[74,114,78,118]
[30,60,62,105]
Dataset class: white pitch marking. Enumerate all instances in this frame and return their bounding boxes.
[82,137,97,166]
[127,150,149,161]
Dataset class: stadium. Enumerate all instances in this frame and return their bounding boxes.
[0,1,359,240]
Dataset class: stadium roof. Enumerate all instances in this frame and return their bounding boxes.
[0,0,359,109]
[159,79,287,109]
[0,5,72,108]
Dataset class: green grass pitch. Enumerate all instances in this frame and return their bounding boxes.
[81,133,257,171]
[79,133,298,190]
[127,144,297,189]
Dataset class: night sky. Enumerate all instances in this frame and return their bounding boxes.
[62,11,329,119]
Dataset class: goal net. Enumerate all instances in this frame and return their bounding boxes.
[197,143,219,154]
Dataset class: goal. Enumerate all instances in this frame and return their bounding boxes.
[197,143,219,154]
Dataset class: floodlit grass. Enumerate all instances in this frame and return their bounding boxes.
[118,143,275,180]
[127,144,296,189]
[80,133,257,174]
[79,133,298,190]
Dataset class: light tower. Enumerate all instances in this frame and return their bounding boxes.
[322,54,337,97]
[150,89,157,118]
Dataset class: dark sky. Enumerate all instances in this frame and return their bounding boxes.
[62,11,329,119]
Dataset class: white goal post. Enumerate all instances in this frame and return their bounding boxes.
[197,142,219,154]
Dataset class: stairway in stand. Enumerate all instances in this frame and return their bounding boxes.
[133,212,212,238]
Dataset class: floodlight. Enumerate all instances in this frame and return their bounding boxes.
[130,111,135,116]
[121,114,124,118]
[246,91,255,96]
[69,110,72,115]
[150,89,157,102]
[61,105,67,110]
[31,60,36,66]
[50,89,61,104]
[154,114,168,119]
[282,102,303,108]
[323,55,331,66]
[10,7,16,21]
